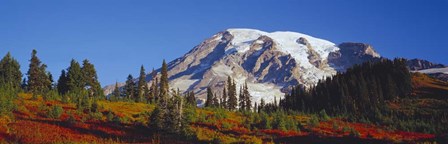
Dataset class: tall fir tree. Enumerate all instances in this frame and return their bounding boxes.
[150,78,158,103]
[66,59,84,92]
[111,82,121,101]
[159,60,169,104]
[81,59,103,98]
[186,91,196,106]
[212,92,220,107]
[221,85,227,109]
[243,82,252,111]
[137,65,147,102]
[239,85,245,110]
[150,61,170,131]
[259,98,265,112]
[0,52,22,89]
[143,81,150,103]
[159,60,169,101]
[125,74,136,100]
[205,87,213,107]
[227,76,238,111]
[57,70,69,95]
[47,72,54,90]
[27,49,51,95]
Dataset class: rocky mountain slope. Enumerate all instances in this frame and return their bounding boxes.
[407,59,445,70]
[105,28,382,104]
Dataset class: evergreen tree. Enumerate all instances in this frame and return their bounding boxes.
[150,88,187,134]
[279,58,414,121]
[137,65,146,102]
[186,91,196,106]
[149,60,171,131]
[0,52,22,89]
[150,78,158,103]
[205,87,213,107]
[57,70,69,95]
[254,102,258,113]
[81,59,103,98]
[221,85,227,109]
[227,76,237,111]
[239,85,245,110]
[66,59,84,92]
[259,98,265,112]
[159,60,169,100]
[212,92,220,107]
[47,72,54,90]
[27,49,51,95]
[124,74,136,100]
[111,82,121,101]
[243,82,252,111]
[143,82,150,103]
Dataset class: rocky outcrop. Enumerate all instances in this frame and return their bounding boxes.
[428,73,448,82]
[328,42,381,71]
[407,59,445,71]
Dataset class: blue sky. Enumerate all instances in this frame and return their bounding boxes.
[1,0,447,85]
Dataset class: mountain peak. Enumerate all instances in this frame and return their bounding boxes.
[105,28,382,104]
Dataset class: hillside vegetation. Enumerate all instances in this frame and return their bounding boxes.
[0,92,437,143]
[0,50,445,143]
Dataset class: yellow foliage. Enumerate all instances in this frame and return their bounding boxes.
[98,101,155,122]
[0,116,12,134]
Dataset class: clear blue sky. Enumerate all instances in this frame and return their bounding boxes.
[1,0,447,86]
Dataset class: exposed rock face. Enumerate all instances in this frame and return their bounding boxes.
[298,37,324,68]
[104,29,382,104]
[328,42,381,71]
[428,73,448,82]
[407,59,445,71]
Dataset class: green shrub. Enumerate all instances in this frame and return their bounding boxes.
[273,112,287,131]
[106,111,114,122]
[349,128,361,137]
[61,94,70,103]
[260,112,271,129]
[44,90,60,101]
[319,109,330,121]
[47,105,64,119]
[112,116,122,124]
[221,122,233,130]
[213,108,228,120]
[0,86,17,117]
[285,117,299,131]
[183,105,197,123]
[89,112,103,121]
[197,112,207,123]
[308,115,320,127]
[342,126,351,132]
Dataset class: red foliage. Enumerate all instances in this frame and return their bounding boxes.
[259,129,302,137]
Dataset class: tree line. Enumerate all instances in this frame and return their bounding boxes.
[280,58,412,119]
[202,76,252,112]
[0,50,104,112]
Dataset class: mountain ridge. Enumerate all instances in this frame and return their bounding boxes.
[104,28,446,104]
[104,28,387,104]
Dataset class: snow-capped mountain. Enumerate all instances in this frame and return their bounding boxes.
[104,28,381,104]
